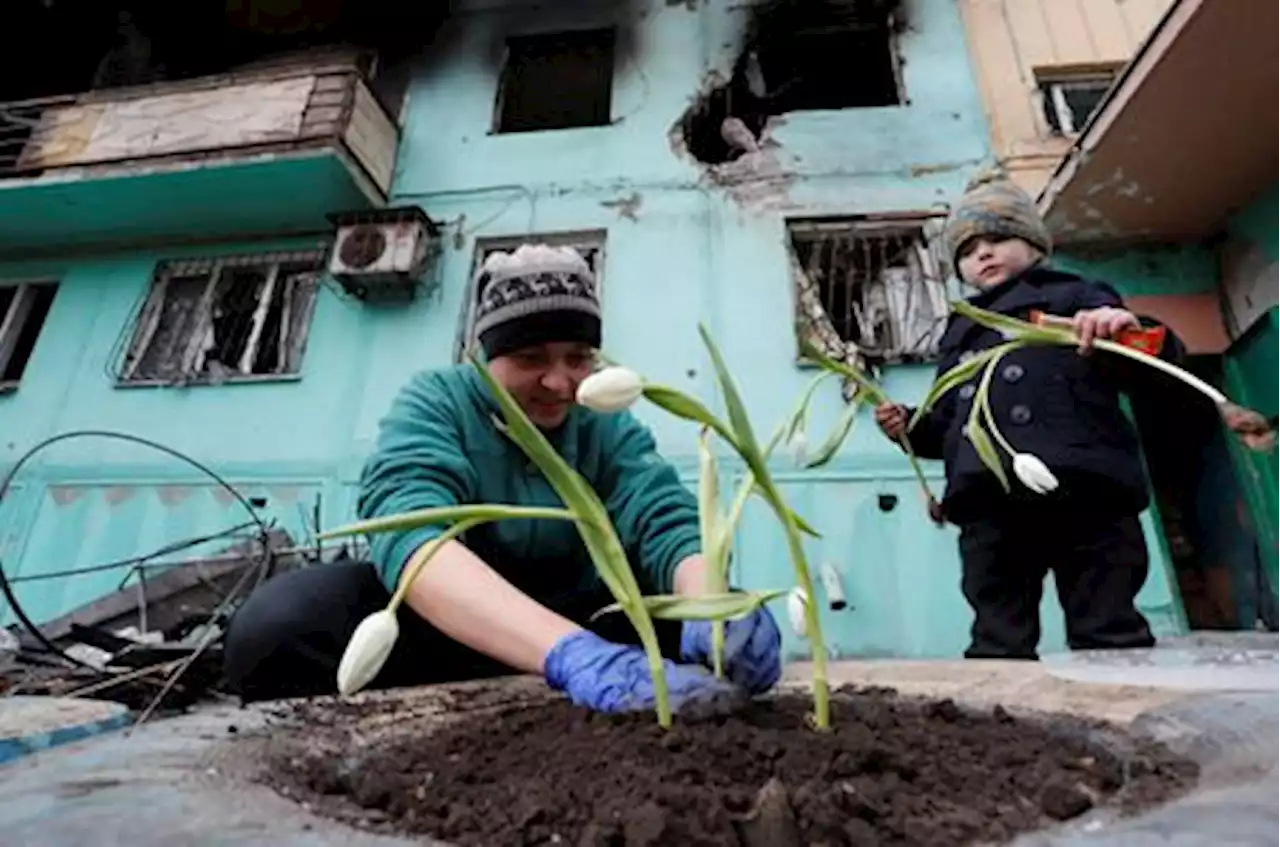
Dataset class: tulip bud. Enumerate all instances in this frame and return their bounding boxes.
[786,587,809,639]
[336,609,400,696]
[576,366,644,413]
[1012,453,1059,494]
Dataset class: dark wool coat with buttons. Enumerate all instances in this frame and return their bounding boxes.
[905,264,1187,526]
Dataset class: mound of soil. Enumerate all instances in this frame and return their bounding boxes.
[264,685,1198,847]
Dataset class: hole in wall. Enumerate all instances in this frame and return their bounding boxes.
[678,0,907,166]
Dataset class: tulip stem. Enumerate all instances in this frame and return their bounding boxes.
[975,349,1019,459]
[767,482,829,729]
[795,341,941,518]
[389,518,484,611]
[636,609,673,728]
[1090,339,1228,405]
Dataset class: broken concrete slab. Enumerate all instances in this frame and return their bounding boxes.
[784,658,1191,725]
[0,638,1275,846]
[0,696,131,766]
[1041,632,1279,692]
[0,701,426,846]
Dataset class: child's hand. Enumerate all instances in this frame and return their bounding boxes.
[875,403,910,439]
[1072,306,1140,354]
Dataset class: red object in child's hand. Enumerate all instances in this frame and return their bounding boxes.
[1029,310,1167,355]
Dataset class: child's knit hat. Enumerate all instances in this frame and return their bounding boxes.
[943,165,1053,270]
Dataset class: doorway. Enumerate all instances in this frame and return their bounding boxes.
[1129,355,1278,631]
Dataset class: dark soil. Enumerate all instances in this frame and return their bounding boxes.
[263,685,1199,847]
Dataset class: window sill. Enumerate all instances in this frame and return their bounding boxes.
[487,121,615,137]
[113,373,304,390]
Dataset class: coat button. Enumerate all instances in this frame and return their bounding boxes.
[1009,404,1032,425]
[1002,363,1025,383]
[959,384,976,400]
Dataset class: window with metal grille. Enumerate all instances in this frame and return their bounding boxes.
[119,251,323,386]
[1036,68,1118,136]
[789,217,949,366]
[455,231,606,362]
[0,280,58,391]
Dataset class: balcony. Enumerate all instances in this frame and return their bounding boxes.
[0,63,399,255]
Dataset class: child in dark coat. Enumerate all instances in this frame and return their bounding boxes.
[876,168,1186,660]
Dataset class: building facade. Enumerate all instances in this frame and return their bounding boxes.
[958,0,1176,195]
[1030,0,1278,629]
[1,0,1201,660]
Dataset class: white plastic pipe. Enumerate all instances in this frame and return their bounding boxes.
[820,561,848,611]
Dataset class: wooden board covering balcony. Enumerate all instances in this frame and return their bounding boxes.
[0,64,399,255]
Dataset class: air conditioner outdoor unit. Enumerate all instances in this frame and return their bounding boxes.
[327,207,440,304]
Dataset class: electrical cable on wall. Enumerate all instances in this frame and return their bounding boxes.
[0,430,272,675]
[5,522,258,584]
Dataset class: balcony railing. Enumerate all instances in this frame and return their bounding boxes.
[0,63,398,197]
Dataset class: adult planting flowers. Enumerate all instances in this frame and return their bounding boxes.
[223,244,781,713]
[875,167,1189,661]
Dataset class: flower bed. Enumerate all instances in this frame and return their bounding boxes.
[262,683,1198,847]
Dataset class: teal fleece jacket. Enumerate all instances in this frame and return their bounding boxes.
[356,364,703,601]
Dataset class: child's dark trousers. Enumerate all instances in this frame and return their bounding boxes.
[958,510,1156,659]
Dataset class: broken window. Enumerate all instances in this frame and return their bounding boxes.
[753,19,902,113]
[680,1,905,165]
[455,232,607,362]
[790,217,949,370]
[119,251,323,386]
[494,29,616,134]
[0,280,58,390]
[1036,68,1118,136]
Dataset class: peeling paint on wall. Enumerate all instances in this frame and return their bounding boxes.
[705,151,798,211]
[600,191,643,221]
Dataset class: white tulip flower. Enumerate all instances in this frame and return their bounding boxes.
[336,609,400,696]
[1012,453,1059,494]
[576,366,644,412]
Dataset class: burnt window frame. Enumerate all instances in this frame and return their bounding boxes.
[789,213,953,370]
[749,7,906,113]
[0,279,59,393]
[455,230,608,363]
[116,249,325,388]
[491,27,618,135]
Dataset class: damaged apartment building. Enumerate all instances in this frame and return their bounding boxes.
[2,0,1257,678]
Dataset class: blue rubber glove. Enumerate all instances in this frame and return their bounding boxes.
[544,630,741,714]
[680,605,782,694]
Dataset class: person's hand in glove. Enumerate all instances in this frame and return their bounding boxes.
[544,630,742,714]
[680,604,782,694]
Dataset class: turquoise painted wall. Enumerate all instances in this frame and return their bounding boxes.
[0,0,1183,659]
[1221,183,1279,592]
[1056,244,1218,296]
[1227,183,1278,263]
[0,238,358,622]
